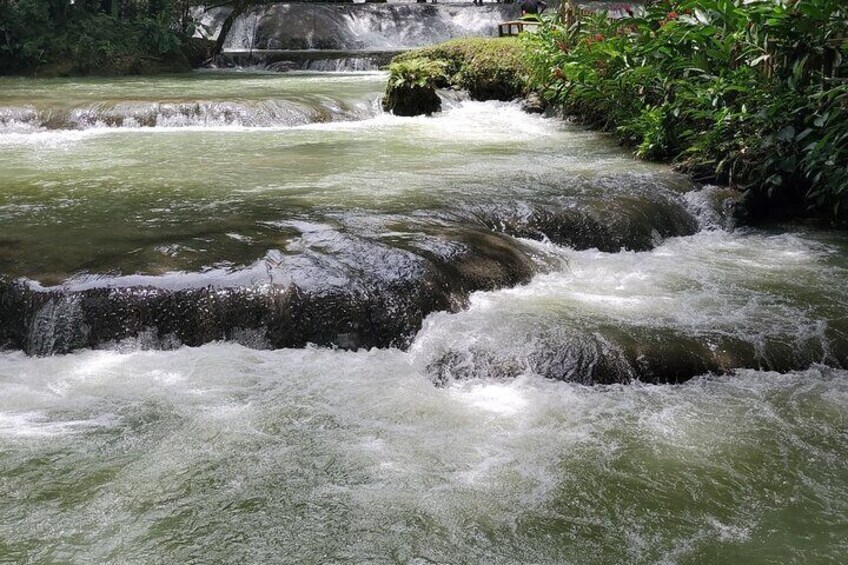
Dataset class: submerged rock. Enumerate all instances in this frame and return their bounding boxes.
[0,174,714,359]
[426,326,847,386]
[468,174,700,252]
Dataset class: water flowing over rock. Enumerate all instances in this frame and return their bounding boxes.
[2,73,846,387]
[0,171,707,358]
[199,4,521,52]
[0,98,381,132]
[0,227,538,355]
[425,324,846,386]
[3,32,848,565]
[0,179,703,356]
[212,50,399,72]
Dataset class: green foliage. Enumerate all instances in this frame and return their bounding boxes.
[524,0,848,222]
[388,57,447,89]
[394,38,530,101]
[0,0,194,75]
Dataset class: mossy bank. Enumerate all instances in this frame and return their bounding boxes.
[382,38,539,116]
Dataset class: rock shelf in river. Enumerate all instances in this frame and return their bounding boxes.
[1,73,844,386]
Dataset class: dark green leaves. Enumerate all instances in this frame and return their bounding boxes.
[522,0,848,223]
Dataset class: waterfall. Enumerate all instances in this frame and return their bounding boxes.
[199,3,523,52]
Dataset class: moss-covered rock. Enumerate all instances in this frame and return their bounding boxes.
[383,85,442,116]
[391,37,530,102]
[382,57,446,116]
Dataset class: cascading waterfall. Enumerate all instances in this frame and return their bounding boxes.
[225,8,263,52]
[1,72,845,384]
[0,73,386,134]
[1,67,847,563]
[219,4,520,51]
[200,2,524,70]
[0,98,381,131]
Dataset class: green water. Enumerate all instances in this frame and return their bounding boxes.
[1,72,847,564]
[0,72,384,121]
[0,348,846,564]
[0,72,667,283]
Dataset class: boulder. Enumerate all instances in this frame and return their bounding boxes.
[382,84,441,117]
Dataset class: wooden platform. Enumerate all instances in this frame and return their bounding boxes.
[497,20,540,37]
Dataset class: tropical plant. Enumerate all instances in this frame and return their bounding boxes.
[524,0,848,222]
[0,0,194,74]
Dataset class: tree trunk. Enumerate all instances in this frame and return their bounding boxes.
[213,1,247,57]
[558,0,578,26]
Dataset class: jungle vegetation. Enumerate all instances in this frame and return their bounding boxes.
[0,0,209,74]
[525,0,848,222]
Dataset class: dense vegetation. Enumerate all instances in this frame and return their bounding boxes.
[393,38,529,101]
[525,0,848,222]
[0,0,203,74]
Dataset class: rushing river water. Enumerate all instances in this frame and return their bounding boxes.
[1,72,847,563]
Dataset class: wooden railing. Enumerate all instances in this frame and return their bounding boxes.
[498,20,541,37]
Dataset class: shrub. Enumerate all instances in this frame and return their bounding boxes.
[524,0,848,222]
[0,0,192,75]
[383,57,446,116]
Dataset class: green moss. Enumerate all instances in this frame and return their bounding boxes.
[387,57,447,89]
[391,38,530,101]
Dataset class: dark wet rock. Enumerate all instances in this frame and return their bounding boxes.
[0,278,36,352]
[0,228,535,356]
[382,84,441,117]
[521,93,547,114]
[182,37,215,68]
[682,185,747,230]
[469,177,699,252]
[426,325,847,386]
[712,188,748,228]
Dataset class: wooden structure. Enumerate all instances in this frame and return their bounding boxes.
[497,20,540,37]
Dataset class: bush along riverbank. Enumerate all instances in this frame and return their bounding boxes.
[383,38,538,116]
[524,0,848,225]
[0,1,212,76]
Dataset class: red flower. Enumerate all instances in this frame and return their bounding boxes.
[667,11,679,19]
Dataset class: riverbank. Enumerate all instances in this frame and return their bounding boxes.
[524,1,848,226]
[0,37,214,78]
[385,2,847,226]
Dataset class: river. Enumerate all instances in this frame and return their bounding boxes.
[1,71,847,563]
